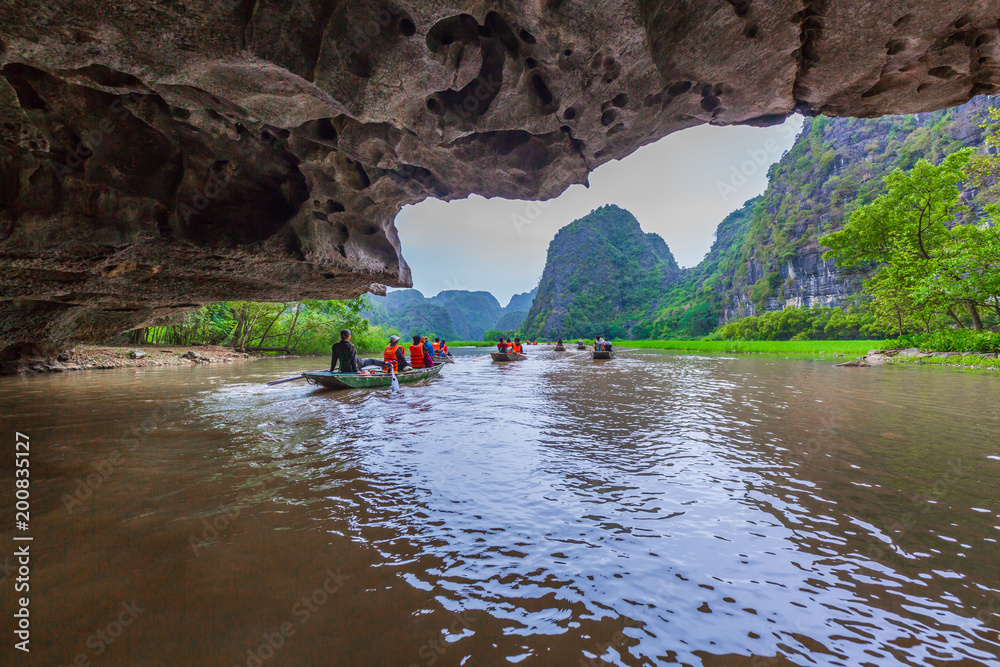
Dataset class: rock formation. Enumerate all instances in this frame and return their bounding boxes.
[2,0,999,361]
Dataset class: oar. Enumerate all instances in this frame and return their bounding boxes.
[267,373,306,386]
[390,365,399,393]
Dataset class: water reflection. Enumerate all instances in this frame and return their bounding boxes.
[1,350,999,665]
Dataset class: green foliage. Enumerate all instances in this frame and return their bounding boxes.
[888,329,1000,353]
[618,339,889,358]
[716,306,887,341]
[822,148,1000,336]
[142,296,391,354]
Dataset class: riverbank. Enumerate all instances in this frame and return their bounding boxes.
[613,340,889,358]
[863,348,1000,370]
[9,345,257,374]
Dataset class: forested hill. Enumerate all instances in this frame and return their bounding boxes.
[521,95,999,340]
[652,94,999,338]
[522,205,680,339]
[364,288,536,341]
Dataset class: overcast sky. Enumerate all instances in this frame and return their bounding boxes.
[395,115,805,307]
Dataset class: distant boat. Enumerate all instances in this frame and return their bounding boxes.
[576,345,587,350]
[303,365,444,389]
[491,352,527,362]
[554,345,566,352]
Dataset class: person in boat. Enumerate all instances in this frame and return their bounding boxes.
[421,336,436,366]
[604,337,613,352]
[578,339,584,347]
[594,336,604,351]
[439,340,449,356]
[556,338,563,347]
[433,338,441,354]
[511,338,525,354]
[409,335,428,368]
[383,335,410,372]
[497,338,510,352]
[330,329,361,373]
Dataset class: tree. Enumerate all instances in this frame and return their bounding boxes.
[821,149,994,333]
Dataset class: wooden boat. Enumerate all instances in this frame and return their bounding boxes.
[576,345,587,350]
[554,346,566,352]
[434,354,456,364]
[490,352,528,362]
[303,364,444,389]
[592,350,615,360]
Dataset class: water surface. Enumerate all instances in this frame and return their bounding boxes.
[1,349,999,666]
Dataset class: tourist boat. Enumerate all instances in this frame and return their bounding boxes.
[303,365,444,389]
[434,354,455,364]
[576,345,587,350]
[592,350,614,360]
[490,352,528,362]
[554,345,566,352]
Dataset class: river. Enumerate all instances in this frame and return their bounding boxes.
[1,349,999,666]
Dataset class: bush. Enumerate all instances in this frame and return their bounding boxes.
[888,329,1000,353]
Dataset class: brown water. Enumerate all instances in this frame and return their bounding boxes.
[2,349,999,666]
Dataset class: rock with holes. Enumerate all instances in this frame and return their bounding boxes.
[1,0,999,362]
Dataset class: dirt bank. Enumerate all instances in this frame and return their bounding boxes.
[10,345,257,374]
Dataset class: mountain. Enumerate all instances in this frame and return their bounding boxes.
[506,289,537,312]
[522,205,681,339]
[520,96,998,340]
[428,291,503,340]
[652,94,998,338]
[365,288,523,341]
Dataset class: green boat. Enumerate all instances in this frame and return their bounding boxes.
[491,352,527,362]
[303,364,444,389]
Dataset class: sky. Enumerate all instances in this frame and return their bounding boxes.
[395,115,805,307]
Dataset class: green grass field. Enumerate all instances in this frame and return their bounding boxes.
[612,340,890,358]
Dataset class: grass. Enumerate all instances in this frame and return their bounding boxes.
[888,354,1000,370]
[612,340,890,358]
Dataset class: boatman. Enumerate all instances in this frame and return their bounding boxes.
[384,335,409,372]
[330,329,361,373]
[439,340,449,356]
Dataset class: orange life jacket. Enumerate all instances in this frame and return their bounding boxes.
[433,342,441,352]
[383,345,402,371]
[512,343,523,354]
[440,344,448,354]
[409,344,425,368]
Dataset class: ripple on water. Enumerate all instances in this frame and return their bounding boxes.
[5,351,1000,665]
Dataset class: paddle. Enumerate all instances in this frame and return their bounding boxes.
[390,365,399,393]
[267,373,306,386]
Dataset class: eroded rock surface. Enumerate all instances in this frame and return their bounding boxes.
[2,0,999,360]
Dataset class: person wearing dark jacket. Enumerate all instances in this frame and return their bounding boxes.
[330,329,360,373]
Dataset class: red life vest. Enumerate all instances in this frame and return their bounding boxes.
[383,345,402,371]
[440,344,448,354]
[433,342,441,352]
[512,343,523,354]
[409,344,425,368]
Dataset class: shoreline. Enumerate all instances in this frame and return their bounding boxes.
[7,345,259,374]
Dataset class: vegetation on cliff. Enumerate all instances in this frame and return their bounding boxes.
[522,205,680,339]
